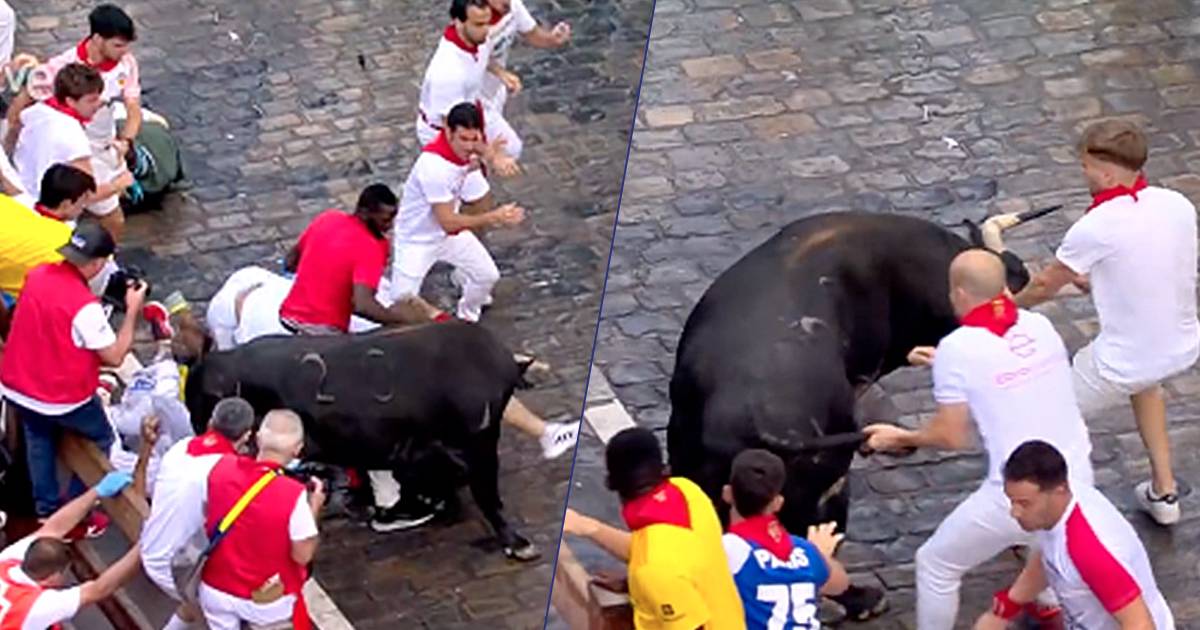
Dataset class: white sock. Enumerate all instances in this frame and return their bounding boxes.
[162,613,190,630]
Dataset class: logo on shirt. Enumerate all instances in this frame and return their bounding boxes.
[1007,333,1036,358]
[661,604,677,619]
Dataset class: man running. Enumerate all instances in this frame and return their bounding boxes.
[722,449,849,630]
[1015,120,1198,527]
[975,440,1173,630]
[864,249,1095,629]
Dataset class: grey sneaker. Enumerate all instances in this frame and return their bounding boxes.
[1136,480,1180,526]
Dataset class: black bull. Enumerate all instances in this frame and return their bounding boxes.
[183,320,538,559]
[667,211,1035,534]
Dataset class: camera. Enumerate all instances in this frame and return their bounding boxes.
[282,461,335,492]
[101,266,151,312]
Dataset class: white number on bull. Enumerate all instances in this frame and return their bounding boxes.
[300,353,335,404]
[757,582,819,630]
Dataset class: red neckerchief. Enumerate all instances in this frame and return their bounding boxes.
[728,514,795,561]
[33,204,63,221]
[422,130,471,166]
[1088,175,1148,212]
[443,24,479,59]
[76,38,119,72]
[621,480,691,531]
[489,6,508,24]
[44,97,90,124]
[960,293,1018,337]
[186,431,238,457]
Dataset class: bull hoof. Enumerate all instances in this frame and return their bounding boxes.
[830,584,888,622]
[503,536,540,562]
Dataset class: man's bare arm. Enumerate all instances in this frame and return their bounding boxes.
[433,200,522,233]
[119,99,143,142]
[79,546,142,606]
[562,509,632,562]
[864,403,972,453]
[522,24,571,48]
[3,89,32,154]
[1112,596,1156,630]
[1014,259,1078,308]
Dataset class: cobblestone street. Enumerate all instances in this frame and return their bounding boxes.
[566,0,1200,628]
[14,0,651,627]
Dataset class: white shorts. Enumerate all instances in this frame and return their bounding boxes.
[1072,343,1164,417]
[87,143,125,217]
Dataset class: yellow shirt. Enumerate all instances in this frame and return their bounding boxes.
[0,196,68,296]
[627,477,746,630]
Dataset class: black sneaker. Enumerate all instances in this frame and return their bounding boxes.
[370,495,437,533]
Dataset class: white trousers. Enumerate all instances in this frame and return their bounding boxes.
[1072,342,1163,417]
[390,232,499,323]
[915,474,1087,630]
[199,583,294,630]
[415,104,523,160]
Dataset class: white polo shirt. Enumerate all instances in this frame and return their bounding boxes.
[140,434,232,596]
[487,1,536,69]
[1038,485,1174,630]
[418,25,491,129]
[0,535,82,629]
[933,309,1094,485]
[394,143,490,244]
[41,42,142,145]
[1057,186,1200,384]
[12,102,91,201]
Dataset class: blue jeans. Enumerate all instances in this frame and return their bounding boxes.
[14,397,114,517]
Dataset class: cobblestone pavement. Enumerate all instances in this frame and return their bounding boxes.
[15,0,651,627]
[564,0,1200,628]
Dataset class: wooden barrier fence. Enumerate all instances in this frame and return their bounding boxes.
[551,541,634,630]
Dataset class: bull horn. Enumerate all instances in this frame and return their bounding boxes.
[981,204,1064,252]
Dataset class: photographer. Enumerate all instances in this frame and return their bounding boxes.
[0,222,145,536]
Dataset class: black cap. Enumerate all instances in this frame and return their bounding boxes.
[729,449,786,517]
[605,427,665,499]
[58,222,115,263]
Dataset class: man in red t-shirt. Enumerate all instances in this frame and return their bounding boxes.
[278,183,441,335]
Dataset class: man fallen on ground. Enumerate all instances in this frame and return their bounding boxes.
[0,471,143,629]
[864,249,1095,629]
[418,0,521,176]
[561,427,747,630]
[1015,120,1198,527]
[974,440,1173,630]
[141,397,256,630]
[722,449,849,629]
[6,4,142,242]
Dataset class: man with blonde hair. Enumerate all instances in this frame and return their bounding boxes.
[1016,120,1199,526]
[199,409,324,630]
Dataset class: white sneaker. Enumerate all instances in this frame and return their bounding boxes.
[450,269,494,307]
[1135,480,1181,526]
[540,421,580,460]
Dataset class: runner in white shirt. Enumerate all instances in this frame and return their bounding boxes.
[1016,120,1198,526]
[6,5,141,242]
[975,440,1173,630]
[480,0,571,131]
[864,250,1095,630]
[141,397,255,630]
[0,471,142,630]
[418,0,520,177]
[391,101,525,323]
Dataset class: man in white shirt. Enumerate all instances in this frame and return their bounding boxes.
[1015,120,1199,526]
[7,4,141,242]
[480,0,571,137]
[418,0,520,176]
[975,440,1173,630]
[864,249,1095,630]
[391,101,525,323]
[0,471,142,630]
[141,397,255,630]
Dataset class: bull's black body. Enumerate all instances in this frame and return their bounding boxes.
[668,212,1024,534]
[184,320,532,555]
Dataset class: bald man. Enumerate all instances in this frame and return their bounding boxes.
[863,249,1095,629]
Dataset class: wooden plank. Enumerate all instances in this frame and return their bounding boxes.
[69,540,155,630]
[58,432,149,542]
[552,541,633,630]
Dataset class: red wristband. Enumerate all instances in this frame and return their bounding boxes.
[992,589,1022,620]
[433,311,453,323]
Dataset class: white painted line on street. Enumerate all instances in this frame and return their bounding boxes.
[305,578,354,630]
[583,372,636,445]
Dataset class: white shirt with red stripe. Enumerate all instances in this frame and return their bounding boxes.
[0,536,82,629]
[1038,486,1174,630]
[1057,186,1200,384]
[394,133,490,244]
[933,310,1094,486]
[12,102,91,202]
[40,40,141,146]
[417,24,491,131]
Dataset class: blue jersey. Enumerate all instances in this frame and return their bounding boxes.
[723,532,829,630]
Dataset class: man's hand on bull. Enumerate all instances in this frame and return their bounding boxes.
[862,423,915,454]
[307,477,327,514]
[972,612,1009,630]
[907,346,936,367]
[806,522,844,558]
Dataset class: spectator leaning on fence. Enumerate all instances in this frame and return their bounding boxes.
[198,409,325,630]
[0,471,142,629]
[0,222,145,536]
